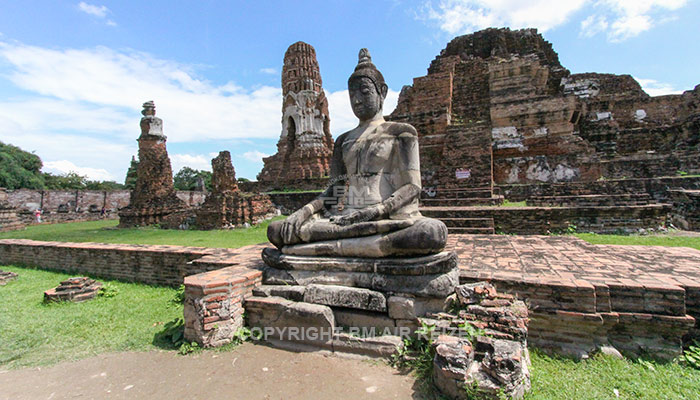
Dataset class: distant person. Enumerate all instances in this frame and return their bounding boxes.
[34,209,42,223]
[100,207,106,218]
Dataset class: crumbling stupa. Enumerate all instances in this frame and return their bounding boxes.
[257,41,334,190]
[118,101,188,227]
[195,151,275,229]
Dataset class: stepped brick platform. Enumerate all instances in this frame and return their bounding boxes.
[0,269,18,285]
[450,234,700,359]
[44,276,102,302]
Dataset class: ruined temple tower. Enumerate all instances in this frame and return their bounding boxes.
[257,42,334,189]
[118,101,188,227]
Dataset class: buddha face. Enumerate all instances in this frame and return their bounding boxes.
[349,77,385,121]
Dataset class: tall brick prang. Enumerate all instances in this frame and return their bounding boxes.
[118,101,189,227]
[257,42,334,190]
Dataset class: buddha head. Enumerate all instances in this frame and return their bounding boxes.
[348,49,388,121]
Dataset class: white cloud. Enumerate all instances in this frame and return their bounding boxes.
[170,154,211,173]
[422,0,588,34]
[422,0,688,42]
[583,0,687,42]
[240,150,269,163]
[634,77,684,97]
[326,89,400,136]
[260,67,277,75]
[43,160,113,181]
[0,41,282,144]
[77,2,109,18]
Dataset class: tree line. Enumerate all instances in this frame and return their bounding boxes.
[0,141,242,191]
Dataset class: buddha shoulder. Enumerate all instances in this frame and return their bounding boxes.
[381,122,417,138]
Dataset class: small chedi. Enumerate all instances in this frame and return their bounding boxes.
[194,151,276,229]
[44,277,102,302]
[0,269,18,285]
[118,101,189,227]
[257,41,334,190]
[245,49,530,399]
[0,188,24,232]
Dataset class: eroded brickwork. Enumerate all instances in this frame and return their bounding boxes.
[257,42,334,190]
[118,101,189,227]
[390,28,700,195]
[194,151,275,229]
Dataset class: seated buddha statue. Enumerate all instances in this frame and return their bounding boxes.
[267,48,447,258]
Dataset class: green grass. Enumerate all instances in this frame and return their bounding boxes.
[0,265,183,369]
[575,232,700,251]
[0,218,280,248]
[527,349,700,399]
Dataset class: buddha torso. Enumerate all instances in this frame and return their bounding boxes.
[337,122,420,219]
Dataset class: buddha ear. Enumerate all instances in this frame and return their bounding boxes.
[380,83,388,99]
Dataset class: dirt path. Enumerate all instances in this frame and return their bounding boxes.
[0,343,422,400]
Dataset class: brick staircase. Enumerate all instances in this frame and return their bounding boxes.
[421,206,496,234]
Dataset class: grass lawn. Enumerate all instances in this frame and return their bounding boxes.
[527,349,700,399]
[0,218,280,248]
[575,232,700,251]
[0,265,182,369]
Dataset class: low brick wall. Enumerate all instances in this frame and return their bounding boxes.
[265,191,322,215]
[184,266,262,347]
[422,204,670,234]
[499,176,700,203]
[0,239,235,286]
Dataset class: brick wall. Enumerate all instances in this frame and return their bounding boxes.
[5,189,206,224]
[0,239,232,286]
[184,266,263,347]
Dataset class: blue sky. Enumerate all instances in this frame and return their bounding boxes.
[0,0,698,182]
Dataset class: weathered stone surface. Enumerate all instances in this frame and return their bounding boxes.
[258,42,334,190]
[432,334,530,400]
[304,284,386,312]
[245,296,334,345]
[263,266,459,298]
[253,284,306,302]
[670,189,700,231]
[262,247,457,276]
[388,296,415,320]
[0,269,18,285]
[332,333,402,359]
[44,277,102,303]
[118,101,189,227]
[333,308,396,332]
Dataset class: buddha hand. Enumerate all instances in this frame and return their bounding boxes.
[281,211,306,243]
[330,206,380,226]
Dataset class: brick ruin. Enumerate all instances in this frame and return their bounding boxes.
[257,41,334,190]
[389,28,700,203]
[194,151,275,229]
[0,188,24,232]
[118,101,189,227]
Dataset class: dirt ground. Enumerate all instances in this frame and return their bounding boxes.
[0,343,423,400]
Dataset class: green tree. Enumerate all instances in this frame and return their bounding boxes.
[124,156,139,189]
[0,142,45,189]
[43,172,88,189]
[86,180,125,190]
[174,167,212,191]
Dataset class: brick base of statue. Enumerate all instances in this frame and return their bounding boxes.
[44,277,102,303]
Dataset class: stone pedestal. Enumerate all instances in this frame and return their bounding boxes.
[44,277,102,302]
[243,248,459,357]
